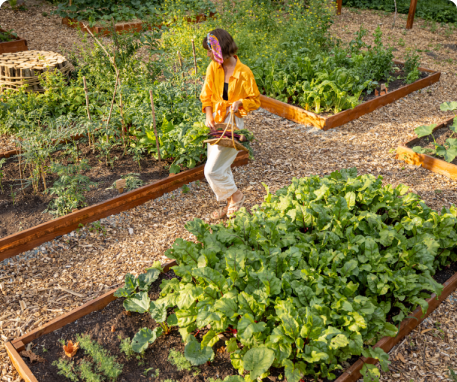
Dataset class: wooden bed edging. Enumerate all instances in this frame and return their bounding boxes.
[62,12,215,36]
[0,151,249,262]
[260,61,441,130]
[6,260,177,382]
[0,28,28,55]
[396,116,457,180]
[7,260,457,381]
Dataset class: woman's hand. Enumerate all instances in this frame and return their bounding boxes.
[205,114,216,131]
[231,100,243,113]
[205,107,216,131]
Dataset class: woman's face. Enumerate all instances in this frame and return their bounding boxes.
[207,49,215,61]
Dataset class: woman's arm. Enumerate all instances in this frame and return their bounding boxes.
[205,106,216,130]
[201,65,215,129]
[235,70,261,114]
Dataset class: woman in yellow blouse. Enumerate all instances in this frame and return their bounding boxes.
[200,29,261,219]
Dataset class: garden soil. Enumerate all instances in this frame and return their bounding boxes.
[2,3,457,382]
[0,144,167,238]
[25,273,236,382]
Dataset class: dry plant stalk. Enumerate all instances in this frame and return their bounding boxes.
[177,51,184,78]
[81,23,126,149]
[191,40,198,96]
[149,90,162,167]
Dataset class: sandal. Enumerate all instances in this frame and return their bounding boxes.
[211,206,228,220]
[227,195,246,218]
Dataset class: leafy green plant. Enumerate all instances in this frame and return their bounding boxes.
[45,159,97,216]
[449,367,457,381]
[119,336,135,360]
[168,349,193,371]
[153,168,457,381]
[78,360,102,382]
[53,359,79,382]
[0,29,17,42]
[76,334,123,380]
[404,50,421,84]
[143,367,159,378]
[412,102,457,162]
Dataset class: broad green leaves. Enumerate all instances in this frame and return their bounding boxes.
[184,336,214,365]
[440,101,457,111]
[131,327,163,353]
[243,347,275,380]
[414,124,436,138]
[124,292,150,314]
[150,169,457,382]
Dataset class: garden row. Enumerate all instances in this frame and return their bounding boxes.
[343,0,457,24]
[0,0,448,252]
[6,168,457,382]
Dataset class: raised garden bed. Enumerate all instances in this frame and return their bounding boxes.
[260,61,440,130]
[6,259,457,382]
[0,28,28,54]
[396,116,457,180]
[0,150,249,262]
[62,12,215,36]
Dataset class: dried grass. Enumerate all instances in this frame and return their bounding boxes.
[1,4,457,382]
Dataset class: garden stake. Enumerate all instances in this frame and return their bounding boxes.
[392,0,397,29]
[191,39,198,96]
[149,90,162,168]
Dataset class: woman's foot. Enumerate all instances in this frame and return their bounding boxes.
[211,205,228,220]
[227,191,245,218]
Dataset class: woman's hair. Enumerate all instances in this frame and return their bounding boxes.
[202,29,238,59]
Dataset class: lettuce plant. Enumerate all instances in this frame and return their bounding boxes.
[153,168,457,381]
[413,102,457,162]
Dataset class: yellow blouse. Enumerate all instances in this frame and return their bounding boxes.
[200,56,261,123]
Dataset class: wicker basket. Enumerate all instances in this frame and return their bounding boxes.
[0,50,71,93]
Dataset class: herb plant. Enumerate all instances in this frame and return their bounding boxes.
[152,168,457,381]
[45,160,97,216]
[53,359,79,382]
[412,102,457,162]
[76,333,123,380]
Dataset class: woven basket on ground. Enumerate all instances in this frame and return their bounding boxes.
[0,50,71,93]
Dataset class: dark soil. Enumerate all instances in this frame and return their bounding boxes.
[26,273,236,382]
[22,261,457,382]
[406,119,457,165]
[0,142,173,239]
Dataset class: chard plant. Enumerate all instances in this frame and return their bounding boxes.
[147,168,457,382]
[412,101,457,162]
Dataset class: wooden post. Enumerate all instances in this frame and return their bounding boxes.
[406,0,418,29]
[337,0,342,15]
[149,90,162,167]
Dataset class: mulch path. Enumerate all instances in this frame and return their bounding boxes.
[1,4,457,382]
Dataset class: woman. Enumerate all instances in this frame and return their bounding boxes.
[201,29,260,219]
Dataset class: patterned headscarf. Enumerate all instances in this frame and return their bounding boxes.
[207,33,224,64]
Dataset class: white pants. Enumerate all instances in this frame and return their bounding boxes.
[204,114,244,202]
